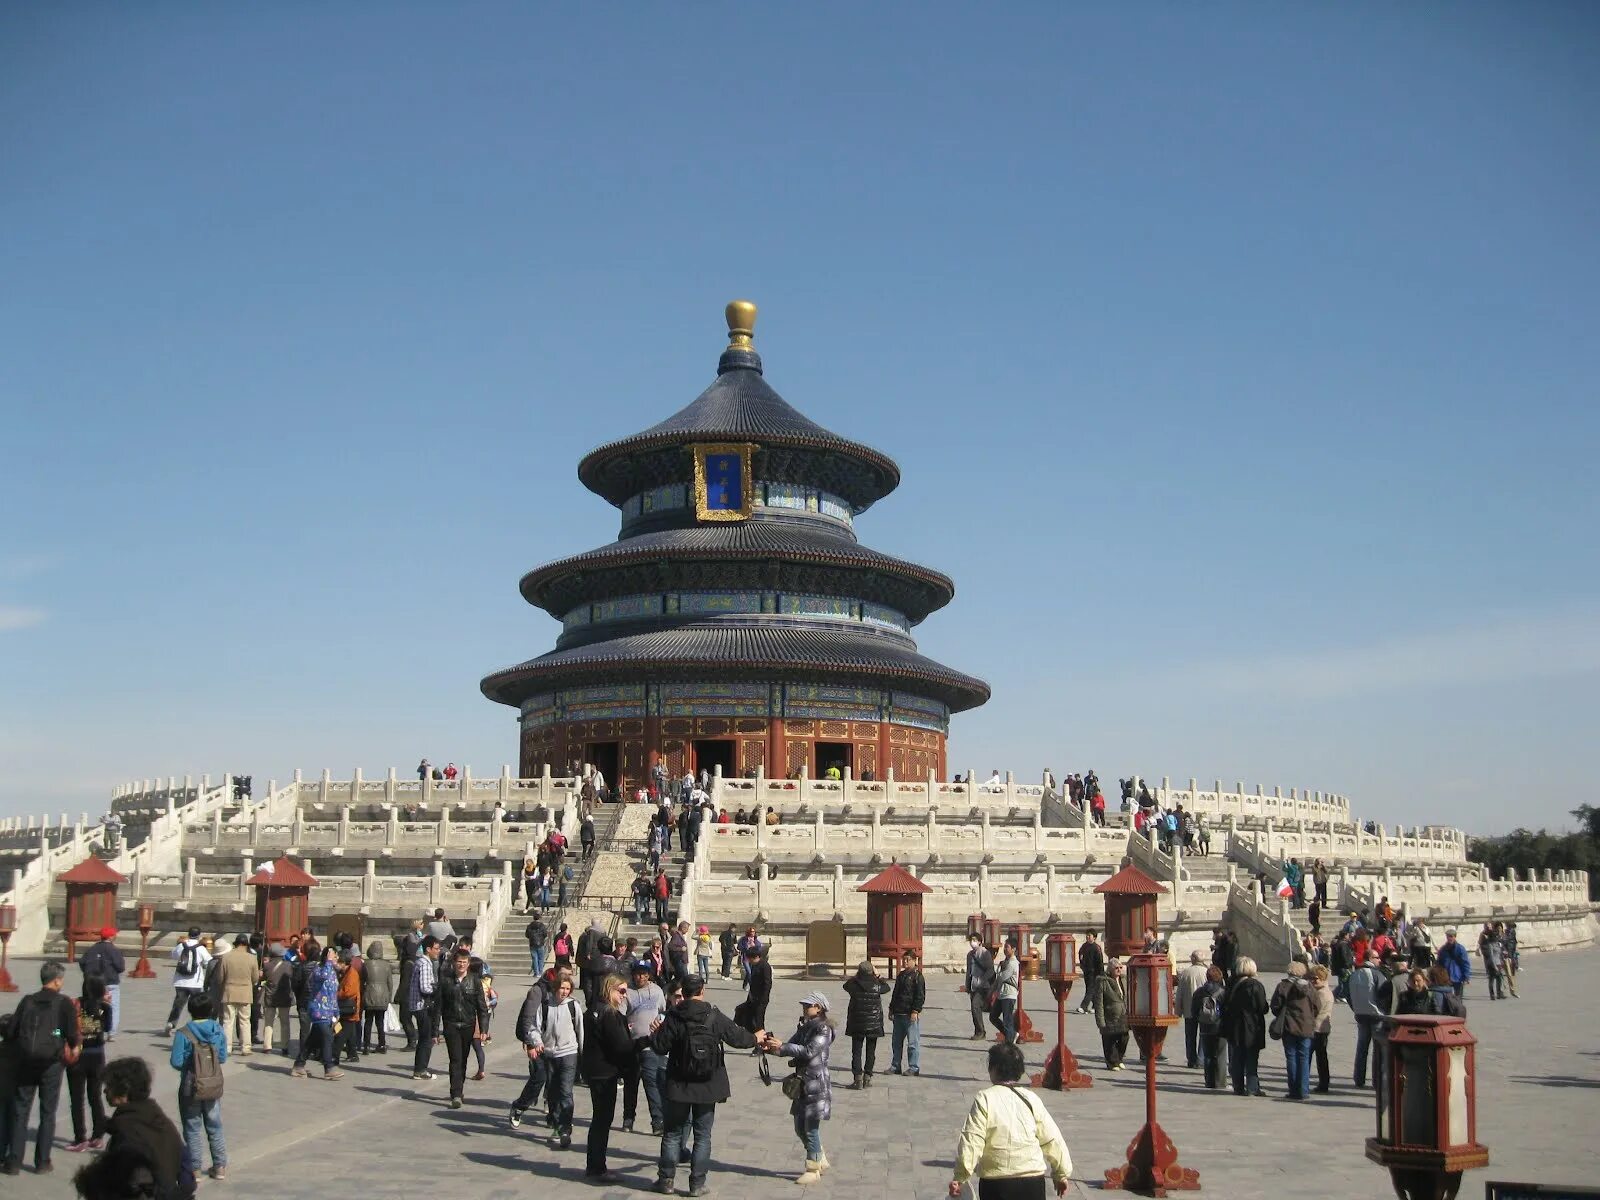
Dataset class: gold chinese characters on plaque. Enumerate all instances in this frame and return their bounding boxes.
[691,442,755,522]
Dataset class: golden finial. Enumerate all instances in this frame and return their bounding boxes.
[725,299,758,350]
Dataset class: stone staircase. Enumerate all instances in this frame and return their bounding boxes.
[484,802,625,978]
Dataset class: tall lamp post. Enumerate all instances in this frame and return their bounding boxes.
[1104,951,1199,1195]
[1033,932,1092,1089]
[0,903,17,992]
[129,901,158,979]
[1365,1014,1488,1199]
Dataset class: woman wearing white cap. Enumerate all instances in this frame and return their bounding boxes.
[761,991,835,1185]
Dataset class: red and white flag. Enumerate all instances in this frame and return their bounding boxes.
[1275,879,1295,899]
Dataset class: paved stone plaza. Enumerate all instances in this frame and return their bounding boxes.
[6,945,1597,1198]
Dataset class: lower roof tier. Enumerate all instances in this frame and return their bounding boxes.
[480,623,990,714]
[518,520,955,624]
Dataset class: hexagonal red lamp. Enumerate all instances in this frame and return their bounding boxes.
[246,856,319,947]
[857,863,930,973]
[1366,1015,1489,1200]
[1093,861,1167,959]
[57,856,127,964]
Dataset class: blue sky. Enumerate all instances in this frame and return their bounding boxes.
[3,5,1596,833]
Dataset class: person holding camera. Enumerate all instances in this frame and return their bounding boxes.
[760,991,835,1185]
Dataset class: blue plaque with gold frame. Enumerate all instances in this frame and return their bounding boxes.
[691,442,755,521]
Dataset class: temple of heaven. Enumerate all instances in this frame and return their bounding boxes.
[480,301,989,788]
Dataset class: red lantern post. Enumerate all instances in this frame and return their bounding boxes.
[129,901,159,979]
[1365,1015,1489,1200]
[1104,952,1200,1195]
[1033,932,1092,1090]
[980,917,1002,956]
[0,903,17,992]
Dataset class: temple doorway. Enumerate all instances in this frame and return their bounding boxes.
[815,741,853,779]
[584,742,620,792]
[692,739,736,780]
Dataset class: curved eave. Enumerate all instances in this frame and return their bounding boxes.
[578,431,901,511]
[480,626,990,715]
[517,526,955,620]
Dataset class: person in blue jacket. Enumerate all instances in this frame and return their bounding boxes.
[1437,928,1472,998]
[169,993,228,1181]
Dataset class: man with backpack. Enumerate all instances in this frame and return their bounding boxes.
[648,975,759,1197]
[653,868,672,925]
[163,929,212,1038]
[1190,966,1227,1089]
[79,926,126,1041]
[168,994,227,1181]
[1,960,81,1175]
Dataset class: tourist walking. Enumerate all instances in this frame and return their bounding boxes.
[361,940,394,1053]
[163,928,212,1037]
[169,994,228,1181]
[581,972,636,1182]
[694,926,713,981]
[212,934,260,1057]
[719,924,737,980]
[1190,966,1227,1090]
[437,946,490,1109]
[763,991,835,1184]
[1309,964,1334,1093]
[1438,929,1472,998]
[734,945,772,1034]
[508,967,556,1130]
[624,961,668,1135]
[889,950,925,1076]
[530,973,584,1148]
[990,941,1021,1045]
[292,946,346,1081]
[1222,957,1268,1097]
[965,931,997,1035]
[1478,924,1507,1000]
[1074,932,1103,1015]
[1092,958,1129,1071]
[1346,953,1384,1087]
[843,960,889,1089]
[948,1042,1073,1199]
[1407,918,1435,968]
[78,927,125,1040]
[1174,951,1208,1069]
[395,919,422,1049]
[525,915,548,977]
[649,974,759,1196]
[408,936,442,1079]
[261,944,295,1054]
[334,950,364,1063]
[1270,961,1317,1100]
[1,960,80,1175]
[65,975,113,1152]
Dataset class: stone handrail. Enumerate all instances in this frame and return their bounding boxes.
[702,810,1137,865]
[288,766,573,812]
[1229,822,1468,871]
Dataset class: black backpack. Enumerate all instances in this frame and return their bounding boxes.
[674,1014,721,1084]
[177,941,199,978]
[11,993,65,1066]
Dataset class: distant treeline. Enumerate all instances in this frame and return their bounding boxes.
[1467,805,1600,902]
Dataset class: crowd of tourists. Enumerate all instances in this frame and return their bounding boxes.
[4,893,1531,1199]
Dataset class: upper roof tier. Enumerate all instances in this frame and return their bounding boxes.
[577,302,901,512]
